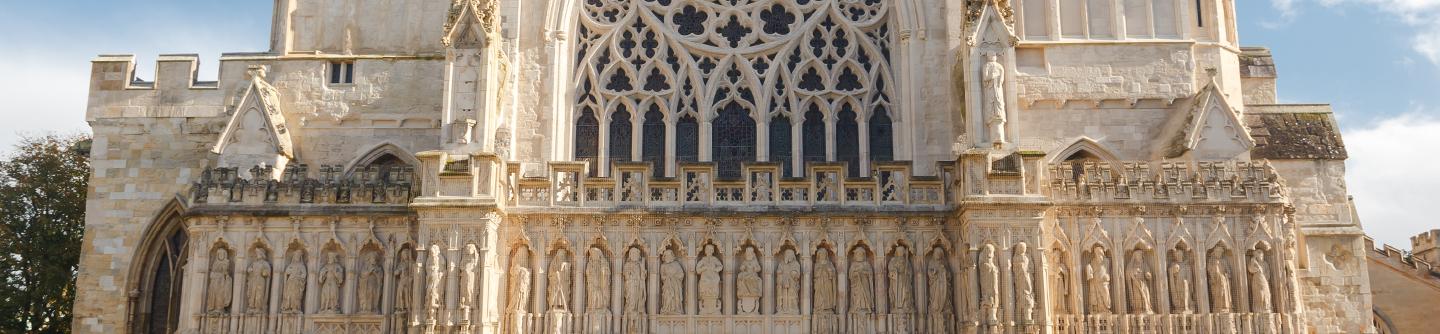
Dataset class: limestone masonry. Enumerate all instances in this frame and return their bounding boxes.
[75,0,1381,333]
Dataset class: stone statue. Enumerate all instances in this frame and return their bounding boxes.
[359,251,384,314]
[927,251,953,334]
[281,250,306,313]
[549,256,572,311]
[818,173,839,201]
[978,244,999,323]
[696,245,724,314]
[1207,250,1232,313]
[776,250,802,315]
[207,249,233,314]
[318,252,344,314]
[1013,243,1035,322]
[429,246,446,313]
[659,249,685,315]
[754,174,773,202]
[1248,252,1273,312]
[849,248,875,313]
[736,249,763,314]
[1126,252,1153,314]
[1085,246,1112,314]
[1168,251,1192,314]
[509,257,532,312]
[460,245,480,310]
[395,249,416,313]
[622,249,646,334]
[586,250,611,312]
[245,248,271,314]
[813,250,838,313]
[981,53,1007,145]
[1053,252,1071,314]
[888,248,914,313]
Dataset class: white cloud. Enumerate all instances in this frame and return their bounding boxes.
[1271,0,1440,65]
[1343,113,1440,248]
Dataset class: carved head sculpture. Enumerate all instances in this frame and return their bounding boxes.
[851,247,867,261]
[628,249,642,262]
[1130,251,1145,268]
[986,53,998,62]
[981,244,996,262]
[327,251,341,264]
[1014,242,1028,255]
[1091,246,1106,264]
[931,250,945,263]
[254,248,267,260]
[466,244,478,257]
[289,249,303,263]
[744,248,757,262]
[817,249,831,262]
[662,249,676,263]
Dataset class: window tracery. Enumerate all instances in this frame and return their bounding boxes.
[573,0,897,177]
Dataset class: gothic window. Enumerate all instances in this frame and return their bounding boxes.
[802,106,826,169]
[770,115,793,177]
[130,211,188,334]
[869,106,893,163]
[610,105,634,166]
[576,107,600,175]
[642,105,667,175]
[573,0,897,176]
[836,104,860,177]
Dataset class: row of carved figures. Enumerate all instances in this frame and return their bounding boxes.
[201,245,420,317]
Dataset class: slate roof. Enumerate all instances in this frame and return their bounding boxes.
[1245,105,1348,160]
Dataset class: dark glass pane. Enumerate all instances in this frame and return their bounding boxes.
[712,102,755,179]
[869,106,893,163]
[642,106,667,175]
[837,104,860,177]
[330,63,342,83]
[802,106,826,170]
[575,107,601,175]
[770,115,793,177]
[343,63,354,83]
[609,105,633,166]
[677,115,700,164]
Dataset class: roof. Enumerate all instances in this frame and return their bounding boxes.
[1245,104,1348,160]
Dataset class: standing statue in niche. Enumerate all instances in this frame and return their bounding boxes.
[461,245,480,311]
[549,257,572,311]
[814,250,839,314]
[659,250,685,315]
[927,251,953,334]
[359,251,384,314]
[1086,246,1112,314]
[1207,250,1232,313]
[1053,252,1071,314]
[1279,247,1298,312]
[888,248,915,313]
[281,250,307,313]
[776,250,802,315]
[1248,251,1273,312]
[318,252,345,314]
[509,257,532,312]
[1126,252,1154,314]
[622,249,646,334]
[428,246,447,317]
[737,249,763,314]
[1169,251,1193,314]
[586,250,611,312]
[395,249,416,313]
[207,249,233,314]
[981,52,1007,146]
[1013,243,1035,322]
[246,248,271,314]
[696,245,724,315]
[849,248,876,313]
[978,244,1000,324]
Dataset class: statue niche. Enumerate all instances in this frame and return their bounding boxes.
[358,249,384,314]
[696,244,724,315]
[621,247,646,334]
[206,247,234,315]
[245,247,271,315]
[776,248,802,315]
[736,246,763,315]
[659,248,685,315]
[1084,245,1112,314]
[317,250,345,314]
[1126,249,1154,314]
[280,248,307,314]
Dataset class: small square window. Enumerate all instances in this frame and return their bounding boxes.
[329,62,354,84]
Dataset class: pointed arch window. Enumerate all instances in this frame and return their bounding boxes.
[609,105,634,167]
[129,213,189,334]
[575,108,600,175]
[802,106,826,169]
[677,115,700,164]
[770,115,793,177]
[642,106,667,175]
[869,106,893,163]
[837,105,861,177]
[712,102,756,179]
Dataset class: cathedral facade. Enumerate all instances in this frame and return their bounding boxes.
[74,0,1374,333]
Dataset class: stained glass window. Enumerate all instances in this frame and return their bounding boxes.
[837,104,861,177]
[575,108,600,175]
[869,106,893,163]
[677,115,699,164]
[642,105,667,175]
[802,106,826,170]
[713,102,756,179]
[770,115,793,177]
[609,105,634,168]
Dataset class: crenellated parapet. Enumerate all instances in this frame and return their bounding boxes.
[190,164,418,206]
[1043,160,1287,204]
[88,54,228,121]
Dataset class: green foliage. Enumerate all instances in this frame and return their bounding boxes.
[0,134,90,333]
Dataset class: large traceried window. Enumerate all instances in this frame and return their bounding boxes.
[573,0,897,178]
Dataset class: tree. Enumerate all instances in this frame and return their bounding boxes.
[0,134,90,333]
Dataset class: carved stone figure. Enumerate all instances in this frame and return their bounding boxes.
[979,244,1000,323]
[1126,252,1154,314]
[429,246,446,314]
[927,251,953,334]
[776,250,801,315]
[586,250,611,312]
[1169,251,1192,314]
[888,248,914,313]
[1053,252,1071,314]
[696,245,724,314]
[622,250,645,314]
[1248,252,1273,312]
[981,53,1007,145]
[395,249,416,313]
[1013,243,1035,322]
[318,252,345,314]
[1208,250,1232,313]
[754,174,773,202]
[207,249,233,314]
[660,250,685,315]
[1086,246,1112,314]
[509,257,532,312]
[281,250,306,313]
[245,248,271,314]
[736,249,763,314]
[549,256,572,311]
[458,245,479,311]
[849,248,875,313]
[359,251,384,314]
[813,250,838,313]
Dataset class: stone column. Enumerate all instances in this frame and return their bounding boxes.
[762,251,776,315]
[479,218,503,332]
[686,254,698,315]
[801,252,814,316]
[647,253,661,316]
[723,246,736,315]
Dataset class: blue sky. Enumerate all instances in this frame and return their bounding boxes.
[0,1,1435,247]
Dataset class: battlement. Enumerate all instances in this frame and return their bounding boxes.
[87,54,229,121]
[90,54,218,92]
[1367,236,1440,283]
[1412,229,1440,267]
